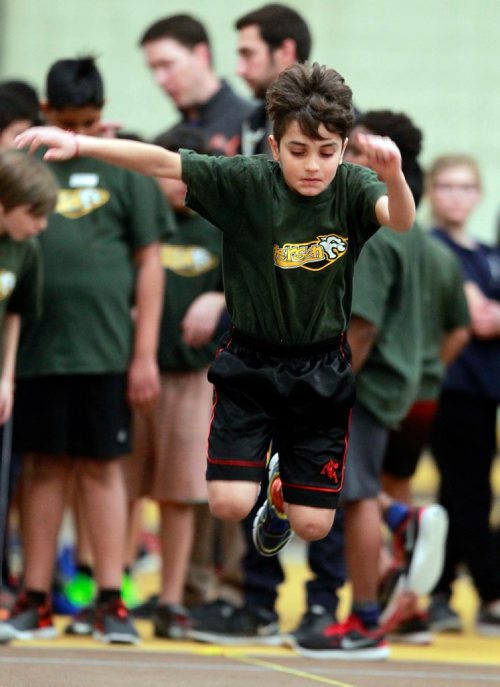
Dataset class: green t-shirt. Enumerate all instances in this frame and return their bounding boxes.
[418,233,469,400]
[352,224,427,428]
[181,152,386,346]
[0,236,42,323]
[17,157,175,376]
[158,212,223,371]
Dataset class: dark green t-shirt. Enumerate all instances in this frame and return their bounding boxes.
[17,157,175,376]
[418,233,469,400]
[352,224,427,428]
[181,152,386,346]
[0,236,42,323]
[158,212,223,371]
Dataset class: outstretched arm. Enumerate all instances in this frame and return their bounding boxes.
[15,126,182,180]
[354,133,415,233]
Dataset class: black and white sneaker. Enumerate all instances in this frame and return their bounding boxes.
[188,603,281,645]
[93,598,140,645]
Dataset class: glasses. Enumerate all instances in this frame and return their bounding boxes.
[432,183,479,193]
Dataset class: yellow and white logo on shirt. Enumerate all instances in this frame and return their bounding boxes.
[0,270,16,300]
[273,233,348,271]
[161,244,219,277]
[55,188,110,219]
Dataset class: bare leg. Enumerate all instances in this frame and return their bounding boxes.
[22,453,73,592]
[287,503,335,541]
[125,499,145,569]
[207,480,259,521]
[345,498,381,602]
[158,502,194,605]
[381,474,412,504]
[77,458,127,589]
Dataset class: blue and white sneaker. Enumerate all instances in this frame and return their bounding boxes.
[252,454,293,557]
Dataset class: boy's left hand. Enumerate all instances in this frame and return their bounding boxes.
[354,133,402,182]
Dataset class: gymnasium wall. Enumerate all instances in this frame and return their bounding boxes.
[1,0,498,242]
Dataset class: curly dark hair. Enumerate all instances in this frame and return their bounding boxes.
[266,62,354,143]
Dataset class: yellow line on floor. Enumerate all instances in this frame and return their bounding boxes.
[230,654,356,687]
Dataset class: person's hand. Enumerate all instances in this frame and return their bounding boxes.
[127,354,160,409]
[0,378,14,426]
[15,126,79,161]
[354,132,402,182]
[471,301,500,339]
[181,292,225,348]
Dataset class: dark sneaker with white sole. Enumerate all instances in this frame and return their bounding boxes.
[387,611,433,645]
[284,605,337,647]
[188,604,281,645]
[153,603,191,639]
[252,454,293,557]
[65,605,95,636]
[293,613,389,660]
[428,594,463,633]
[93,597,140,645]
[0,593,57,643]
[476,603,500,637]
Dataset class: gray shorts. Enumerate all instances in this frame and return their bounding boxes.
[340,402,389,502]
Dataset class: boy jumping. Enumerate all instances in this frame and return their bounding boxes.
[16,63,415,556]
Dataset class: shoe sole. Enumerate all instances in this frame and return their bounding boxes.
[429,617,463,633]
[476,623,500,637]
[0,626,58,642]
[406,505,448,596]
[93,630,141,645]
[387,630,433,645]
[187,629,284,646]
[293,644,390,660]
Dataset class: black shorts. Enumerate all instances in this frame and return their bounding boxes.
[206,329,356,509]
[13,373,131,460]
[383,399,437,479]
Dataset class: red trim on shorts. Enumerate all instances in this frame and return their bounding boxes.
[281,480,343,494]
[207,456,267,468]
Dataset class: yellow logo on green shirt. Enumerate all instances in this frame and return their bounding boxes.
[55,188,111,218]
[273,233,348,271]
[0,270,16,300]
[161,244,219,276]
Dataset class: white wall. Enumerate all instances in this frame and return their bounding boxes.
[2,0,499,242]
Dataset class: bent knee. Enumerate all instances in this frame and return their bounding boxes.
[289,505,335,542]
[209,499,249,521]
[208,480,259,522]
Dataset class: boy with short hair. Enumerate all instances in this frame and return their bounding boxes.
[15,63,415,560]
[0,149,58,599]
[0,56,172,645]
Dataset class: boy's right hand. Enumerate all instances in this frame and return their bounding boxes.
[16,126,79,161]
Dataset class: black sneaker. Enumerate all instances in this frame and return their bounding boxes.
[131,594,159,619]
[0,593,57,643]
[428,594,463,633]
[387,611,432,645]
[476,603,500,637]
[93,597,140,645]
[252,454,293,557]
[286,605,337,646]
[293,613,389,660]
[153,603,191,639]
[65,605,95,636]
[188,603,281,645]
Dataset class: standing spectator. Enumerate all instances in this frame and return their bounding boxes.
[140,13,254,154]
[427,155,500,636]
[0,56,172,645]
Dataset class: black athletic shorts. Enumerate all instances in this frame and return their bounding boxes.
[383,399,437,479]
[206,329,356,509]
[13,373,131,460]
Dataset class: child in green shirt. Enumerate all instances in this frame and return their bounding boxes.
[15,62,415,569]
